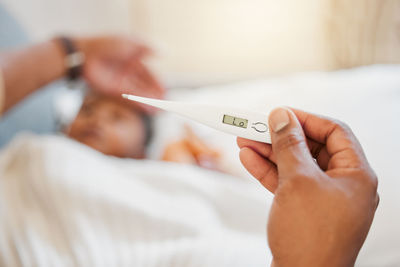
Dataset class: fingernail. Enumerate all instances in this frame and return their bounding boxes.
[269,108,290,132]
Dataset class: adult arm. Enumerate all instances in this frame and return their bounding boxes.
[0,40,64,112]
[0,36,164,114]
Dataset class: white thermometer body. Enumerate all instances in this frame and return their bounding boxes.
[122,94,271,144]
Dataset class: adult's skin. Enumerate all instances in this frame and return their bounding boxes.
[0,36,164,113]
[238,107,379,267]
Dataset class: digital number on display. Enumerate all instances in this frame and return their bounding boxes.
[222,115,248,128]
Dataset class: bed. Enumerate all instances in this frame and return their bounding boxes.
[0,65,399,266]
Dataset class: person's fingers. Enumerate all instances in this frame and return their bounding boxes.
[125,60,165,98]
[103,36,151,60]
[161,141,197,164]
[291,109,368,170]
[84,60,120,94]
[237,137,276,163]
[124,36,153,58]
[109,60,164,114]
[237,136,332,171]
[239,147,278,193]
[375,193,380,211]
[306,138,330,170]
[184,125,220,158]
[131,43,152,58]
[138,62,165,96]
[269,107,317,178]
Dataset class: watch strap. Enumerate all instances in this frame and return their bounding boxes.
[57,37,85,81]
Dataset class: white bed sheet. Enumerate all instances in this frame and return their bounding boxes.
[0,134,271,266]
[149,64,400,266]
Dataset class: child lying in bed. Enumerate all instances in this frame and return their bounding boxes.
[67,92,151,159]
[66,91,222,170]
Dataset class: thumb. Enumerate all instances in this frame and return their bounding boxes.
[268,107,316,178]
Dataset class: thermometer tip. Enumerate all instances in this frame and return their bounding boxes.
[121,94,130,99]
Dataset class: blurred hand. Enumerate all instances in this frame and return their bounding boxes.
[162,125,221,170]
[77,36,165,113]
[237,108,379,267]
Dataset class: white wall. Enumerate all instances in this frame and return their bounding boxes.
[1,0,330,86]
[1,0,133,40]
[2,0,399,87]
[132,0,330,86]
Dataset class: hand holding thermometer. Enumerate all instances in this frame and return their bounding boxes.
[122,94,271,144]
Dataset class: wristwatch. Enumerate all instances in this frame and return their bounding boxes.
[56,37,85,82]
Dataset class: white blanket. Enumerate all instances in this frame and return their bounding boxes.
[0,134,271,267]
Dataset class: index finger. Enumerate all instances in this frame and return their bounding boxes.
[127,60,165,97]
[291,108,369,170]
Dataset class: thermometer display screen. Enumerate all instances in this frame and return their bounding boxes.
[223,115,248,128]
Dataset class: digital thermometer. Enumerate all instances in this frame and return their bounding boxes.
[122,94,271,143]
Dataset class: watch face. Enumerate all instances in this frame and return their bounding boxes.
[58,37,84,81]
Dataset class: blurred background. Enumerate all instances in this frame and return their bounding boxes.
[2,0,400,87]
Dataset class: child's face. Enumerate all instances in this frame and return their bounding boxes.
[67,94,146,158]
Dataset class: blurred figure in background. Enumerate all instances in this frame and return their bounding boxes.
[162,125,222,171]
[66,91,152,159]
[0,35,164,114]
[0,34,222,169]
[65,90,222,170]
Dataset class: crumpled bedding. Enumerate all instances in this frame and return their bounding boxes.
[0,134,271,267]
